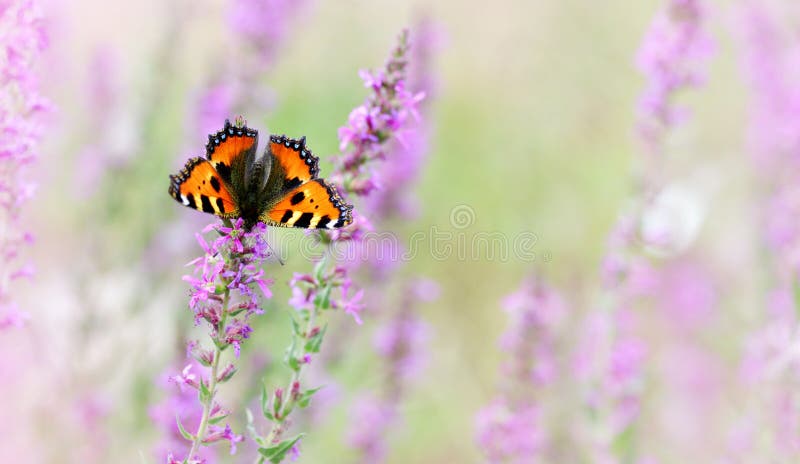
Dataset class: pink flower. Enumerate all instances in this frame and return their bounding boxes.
[476,400,545,464]
[0,0,51,329]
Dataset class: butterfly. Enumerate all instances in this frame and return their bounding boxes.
[168,119,353,230]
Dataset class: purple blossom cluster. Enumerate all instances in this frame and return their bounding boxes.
[251,29,429,463]
[475,278,564,463]
[227,0,308,71]
[334,29,425,202]
[737,1,800,171]
[476,401,545,464]
[635,0,713,154]
[733,2,800,458]
[347,280,436,463]
[151,362,218,463]
[570,0,713,459]
[347,394,398,463]
[189,0,309,137]
[162,218,273,462]
[361,19,441,224]
[0,0,50,329]
[184,220,273,356]
[372,296,431,383]
[337,26,438,462]
[289,266,365,324]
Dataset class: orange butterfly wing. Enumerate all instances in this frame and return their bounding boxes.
[261,179,353,229]
[205,119,258,184]
[168,157,238,217]
[268,135,319,189]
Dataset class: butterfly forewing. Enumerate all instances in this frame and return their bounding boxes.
[205,119,258,186]
[266,135,320,191]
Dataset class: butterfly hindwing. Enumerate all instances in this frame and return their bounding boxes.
[261,179,353,229]
[168,157,238,217]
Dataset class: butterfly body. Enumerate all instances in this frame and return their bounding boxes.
[169,119,352,230]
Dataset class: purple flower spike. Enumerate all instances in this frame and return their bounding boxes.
[162,219,274,460]
[476,278,564,462]
[0,0,51,330]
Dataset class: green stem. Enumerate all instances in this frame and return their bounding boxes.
[265,302,318,446]
[187,289,230,459]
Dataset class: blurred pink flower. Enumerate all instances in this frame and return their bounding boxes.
[475,400,546,464]
[151,361,218,463]
[0,0,51,329]
[373,308,430,381]
[228,0,308,68]
[500,278,565,386]
[635,0,713,153]
[347,395,397,463]
[194,83,236,137]
[656,260,717,330]
[476,277,564,462]
[735,3,800,459]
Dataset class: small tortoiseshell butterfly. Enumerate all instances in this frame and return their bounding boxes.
[169,118,353,229]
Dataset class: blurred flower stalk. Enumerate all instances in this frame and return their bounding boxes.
[734,0,800,458]
[474,0,715,461]
[576,0,713,460]
[475,278,565,463]
[0,0,50,328]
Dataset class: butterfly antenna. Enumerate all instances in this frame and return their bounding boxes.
[267,241,285,266]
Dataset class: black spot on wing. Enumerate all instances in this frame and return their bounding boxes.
[200,195,215,213]
[293,212,314,228]
[280,210,293,223]
[284,177,302,190]
[187,194,197,210]
[210,176,221,192]
[290,191,305,205]
[215,162,232,184]
[215,197,225,213]
[316,215,330,229]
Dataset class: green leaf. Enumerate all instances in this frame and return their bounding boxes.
[229,307,246,316]
[258,434,304,464]
[175,414,196,441]
[287,355,300,372]
[208,412,229,425]
[298,386,324,409]
[246,409,267,447]
[290,317,301,337]
[611,424,635,459]
[260,383,274,421]
[314,285,332,309]
[272,389,284,419]
[198,379,212,404]
[304,324,327,353]
[313,259,325,281]
[193,351,212,368]
[284,336,298,365]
